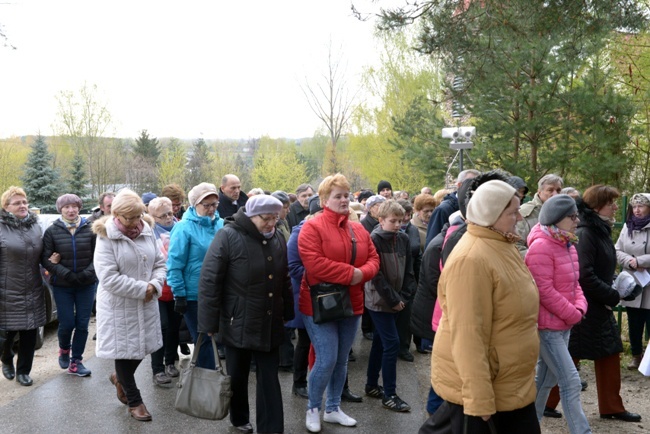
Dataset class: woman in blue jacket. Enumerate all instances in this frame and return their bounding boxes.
[166,182,223,368]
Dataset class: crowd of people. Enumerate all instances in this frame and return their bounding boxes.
[0,169,648,433]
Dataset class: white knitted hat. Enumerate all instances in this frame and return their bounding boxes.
[466,180,516,227]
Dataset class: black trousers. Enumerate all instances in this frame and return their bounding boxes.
[151,300,181,373]
[115,359,143,407]
[419,401,540,434]
[279,327,295,368]
[396,300,413,354]
[1,329,37,376]
[226,345,284,433]
[293,328,310,387]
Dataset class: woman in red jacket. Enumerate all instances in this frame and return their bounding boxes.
[298,173,380,433]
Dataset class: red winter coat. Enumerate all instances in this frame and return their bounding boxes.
[298,207,380,316]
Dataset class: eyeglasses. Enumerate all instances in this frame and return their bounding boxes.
[8,200,28,207]
[199,201,218,209]
[154,211,174,219]
[567,213,579,222]
[259,214,280,223]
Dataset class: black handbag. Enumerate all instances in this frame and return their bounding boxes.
[309,225,357,324]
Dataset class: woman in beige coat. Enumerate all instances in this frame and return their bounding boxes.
[422,180,540,434]
[93,189,166,422]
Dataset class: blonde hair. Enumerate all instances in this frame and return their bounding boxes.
[433,188,452,204]
[1,186,27,209]
[377,199,405,219]
[318,173,351,206]
[111,189,145,217]
[148,196,172,215]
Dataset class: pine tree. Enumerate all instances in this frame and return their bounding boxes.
[133,129,160,163]
[68,153,89,199]
[20,135,63,211]
[186,138,214,187]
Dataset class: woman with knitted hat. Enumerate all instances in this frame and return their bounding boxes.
[423,180,541,434]
[42,193,97,377]
[616,193,650,370]
[199,194,294,434]
[524,195,590,433]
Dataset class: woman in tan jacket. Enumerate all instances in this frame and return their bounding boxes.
[421,180,540,434]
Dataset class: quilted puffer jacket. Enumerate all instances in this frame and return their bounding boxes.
[41,218,97,287]
[525,223,587,330]
[93,215,165,360]
[0,211,45,331]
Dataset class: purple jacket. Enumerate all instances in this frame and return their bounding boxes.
[525,223,588,331]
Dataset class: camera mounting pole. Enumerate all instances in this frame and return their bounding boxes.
[442,126,475,172]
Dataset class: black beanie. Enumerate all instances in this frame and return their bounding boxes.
[308,195,322,215]
[377,180,392,194]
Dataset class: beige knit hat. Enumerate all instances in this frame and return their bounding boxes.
[188,183,218,207]
[466,180,516,227]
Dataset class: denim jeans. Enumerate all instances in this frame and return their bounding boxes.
[367,310,400,396]
[535,330,591,434]
[52,284,96,361]
[183,300,215,369]
[427,386,444,415]
[303,314,360,412]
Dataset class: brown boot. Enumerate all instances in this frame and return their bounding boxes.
[109,373,128,405]
[627,355,643,370]
[129,403,152,421]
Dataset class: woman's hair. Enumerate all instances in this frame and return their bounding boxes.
[318,173,350,206]
[433,188,452,204]
[148,196,172,215]
[377,199,405,219]
[582,185,620,211]
[248,188,265,197]
[161,183,185,202]
[111,189,145,217]
[1,186,26,209]
[413,193,437,211]
[397,198,413,214]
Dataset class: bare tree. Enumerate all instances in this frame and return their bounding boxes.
[301,41,358,174]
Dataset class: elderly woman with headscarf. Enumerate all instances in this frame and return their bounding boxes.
[199,194,293,434]
[0,186,45,387]
[93,189,166,421]
[41,193,97,377]
[422,180,541,434]
[616,193,650,371]
[166,182,223,367]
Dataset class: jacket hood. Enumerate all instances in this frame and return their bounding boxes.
[0,210,39,228]
[371,226,399,240]
[225,207,266,241]
[526,222,568,248]
[92,213,155,238]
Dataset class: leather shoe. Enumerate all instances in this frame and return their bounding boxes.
[293,385,308,399]
[398,351,414,362]
[543,407,562,418]
[16,374,33,386]
[581,380,587,391]
[341,387,363,403]
[109,373,128,405]
[600,411,641,422]
[2,362,15,380]
[129,403,152,421]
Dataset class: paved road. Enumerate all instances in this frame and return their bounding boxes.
[0,331,431,433]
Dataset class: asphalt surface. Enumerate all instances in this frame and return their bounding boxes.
[0,331,430,433]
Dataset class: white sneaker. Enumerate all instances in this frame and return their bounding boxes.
[306,408,321,433]
[323,407,357,427]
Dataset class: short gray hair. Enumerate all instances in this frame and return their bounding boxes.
[457,169,480,184]
[148,196,172,214]
[538,174,564,190]
[295,183,314,195]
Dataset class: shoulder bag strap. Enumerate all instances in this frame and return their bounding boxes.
[348,224,357,265]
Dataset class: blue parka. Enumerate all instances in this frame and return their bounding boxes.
[285,220,306,329]
[166,206,223,301]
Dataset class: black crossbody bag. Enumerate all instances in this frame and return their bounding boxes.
[309,225,356,324]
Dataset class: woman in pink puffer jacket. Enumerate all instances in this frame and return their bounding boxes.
[525,194,591,434]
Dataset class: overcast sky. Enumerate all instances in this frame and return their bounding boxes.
[0,0,392,140]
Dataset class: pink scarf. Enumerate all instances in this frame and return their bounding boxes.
[113,217,144,240]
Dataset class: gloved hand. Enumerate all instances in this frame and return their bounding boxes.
[174,297,188,315]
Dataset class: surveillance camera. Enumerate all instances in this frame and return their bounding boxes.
[441,126,475,141]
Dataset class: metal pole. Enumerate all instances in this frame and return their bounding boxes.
[459,149,464,172]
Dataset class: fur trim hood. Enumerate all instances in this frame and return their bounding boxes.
[0,210,39,228]
[92,214,156,238]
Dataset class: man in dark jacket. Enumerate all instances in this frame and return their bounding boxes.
[287,184,314,230]
[86,192,114,223]
[217,174,248,218]
[424,169,479,247]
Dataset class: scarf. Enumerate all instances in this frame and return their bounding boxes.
[598,213,615,227]
[627,214,650,237]
[113,217,144,240]
[540,224,579,245]
[468,221,521,244]
[61,215,81,235]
